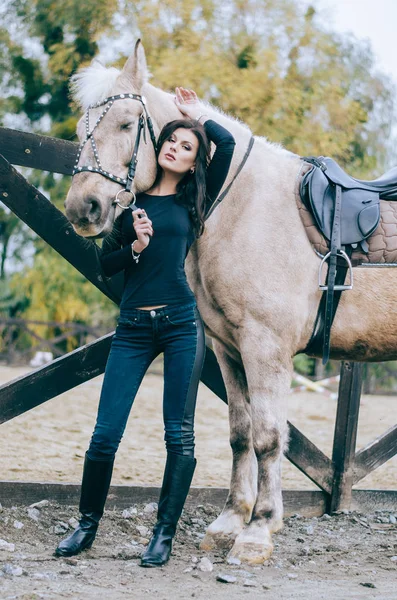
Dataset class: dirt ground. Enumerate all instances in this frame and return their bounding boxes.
[0,501,396,600]
[0,362,396,489]
[0,363,397,599]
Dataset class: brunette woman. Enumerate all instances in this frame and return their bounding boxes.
[55,87,235,566]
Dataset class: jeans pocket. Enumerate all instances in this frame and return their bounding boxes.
[166,307,197,327]
[117,316,139,328]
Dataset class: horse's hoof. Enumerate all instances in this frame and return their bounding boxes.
[227,540,274,565]
[227,524,274,564]
[200,531,236,552]
[270,518,283,534]
[200,511,245,551]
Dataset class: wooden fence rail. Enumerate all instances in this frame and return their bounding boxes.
[0,126,396,513]
[0,317,106,362]
[0,127,77,174]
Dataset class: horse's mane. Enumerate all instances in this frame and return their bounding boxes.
[70,61,121,110]
[69,57,289,158]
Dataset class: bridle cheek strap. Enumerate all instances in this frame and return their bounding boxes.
[72,94,157,201]
[125,113,145,192]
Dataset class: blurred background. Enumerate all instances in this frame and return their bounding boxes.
[1,0,397,380]
[1,0,396,488]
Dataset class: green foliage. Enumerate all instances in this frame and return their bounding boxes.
[10,244,118,326]
[293,354,315,377]
[0,278,27,314]
[8,0,118,125]
[131,0,396,175]
[0,206,35,281]
[0,0,396,341]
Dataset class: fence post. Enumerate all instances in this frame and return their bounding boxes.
[329,361,363,512]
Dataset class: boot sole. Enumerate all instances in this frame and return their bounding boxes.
[140,556,170,568]
[55,542,93,557]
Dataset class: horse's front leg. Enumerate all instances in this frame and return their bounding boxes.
[200,341,257,551]
[228,338,291,564]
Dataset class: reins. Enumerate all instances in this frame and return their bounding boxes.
[204,135,255,220]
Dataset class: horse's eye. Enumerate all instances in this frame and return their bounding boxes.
[120,122,133,130]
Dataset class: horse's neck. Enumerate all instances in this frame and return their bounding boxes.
[143,83,299,225]
[203,140,301,240]
[143,84,180,125]
[143,84,253,152]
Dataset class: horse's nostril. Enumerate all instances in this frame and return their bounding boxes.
[86,198,101,222]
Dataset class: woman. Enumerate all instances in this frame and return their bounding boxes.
[55,87,235,566]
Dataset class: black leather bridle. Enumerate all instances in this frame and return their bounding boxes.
[72,93,157,210]
[73,92,255,217]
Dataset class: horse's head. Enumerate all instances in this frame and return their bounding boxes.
[65,41,166,238]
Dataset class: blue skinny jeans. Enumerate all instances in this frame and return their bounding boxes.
[87,301,206,461]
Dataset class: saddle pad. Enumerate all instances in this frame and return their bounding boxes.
[295,163,397,265]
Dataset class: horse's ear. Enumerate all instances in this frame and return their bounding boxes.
[120,39,148,89]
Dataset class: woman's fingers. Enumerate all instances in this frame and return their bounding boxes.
[132,211,152,225]
[136,224,153,235]
[132,208,146,220]
[137,222,153,231]
[132,210,153,237]
[175,87,184,104]
[175,86,198,104]
[181,88,194,102]
[134,224,153,234]
[134,216,152,226]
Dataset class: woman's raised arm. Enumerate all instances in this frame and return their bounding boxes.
[174,86,236,209]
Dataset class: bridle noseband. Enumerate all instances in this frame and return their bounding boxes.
[72,93,157,209]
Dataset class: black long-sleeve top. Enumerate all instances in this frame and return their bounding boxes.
[100,119,235,309]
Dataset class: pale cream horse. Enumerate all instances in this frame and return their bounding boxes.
[65,41,397,564]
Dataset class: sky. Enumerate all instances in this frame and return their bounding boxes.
[313,0,397,85]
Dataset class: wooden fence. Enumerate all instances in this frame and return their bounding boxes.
[0,317,106,363]
[0,126,396,514]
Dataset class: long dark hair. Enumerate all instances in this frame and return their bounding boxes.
[153,119,211,237]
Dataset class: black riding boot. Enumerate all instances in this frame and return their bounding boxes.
[140,453,196,567]
[55,453,114,557]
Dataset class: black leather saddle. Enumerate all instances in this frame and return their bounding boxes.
[301,157,397,249]
[300,156,397,364]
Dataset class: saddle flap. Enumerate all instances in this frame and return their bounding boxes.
[303,167,330,236]
[301,165,380,245]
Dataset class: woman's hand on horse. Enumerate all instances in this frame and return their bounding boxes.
[132,209,153,251]
[174,87,203,120]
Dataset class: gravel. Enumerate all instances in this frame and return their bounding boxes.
[0,501,395,599]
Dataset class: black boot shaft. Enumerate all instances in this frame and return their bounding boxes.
[141,453,196,567]
[79,453,114,516]
[157,454,196,529]
[55,453,114,557]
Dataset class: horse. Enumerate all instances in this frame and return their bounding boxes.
[64,40,397,565]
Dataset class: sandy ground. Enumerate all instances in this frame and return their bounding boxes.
[1,362,396,599]
[0,362,396,490]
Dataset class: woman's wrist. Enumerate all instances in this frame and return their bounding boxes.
[132,240,145,254]
[196,114,209,124]
[181,106,207,122]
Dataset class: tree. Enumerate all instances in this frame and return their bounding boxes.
[0,0,396,336]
